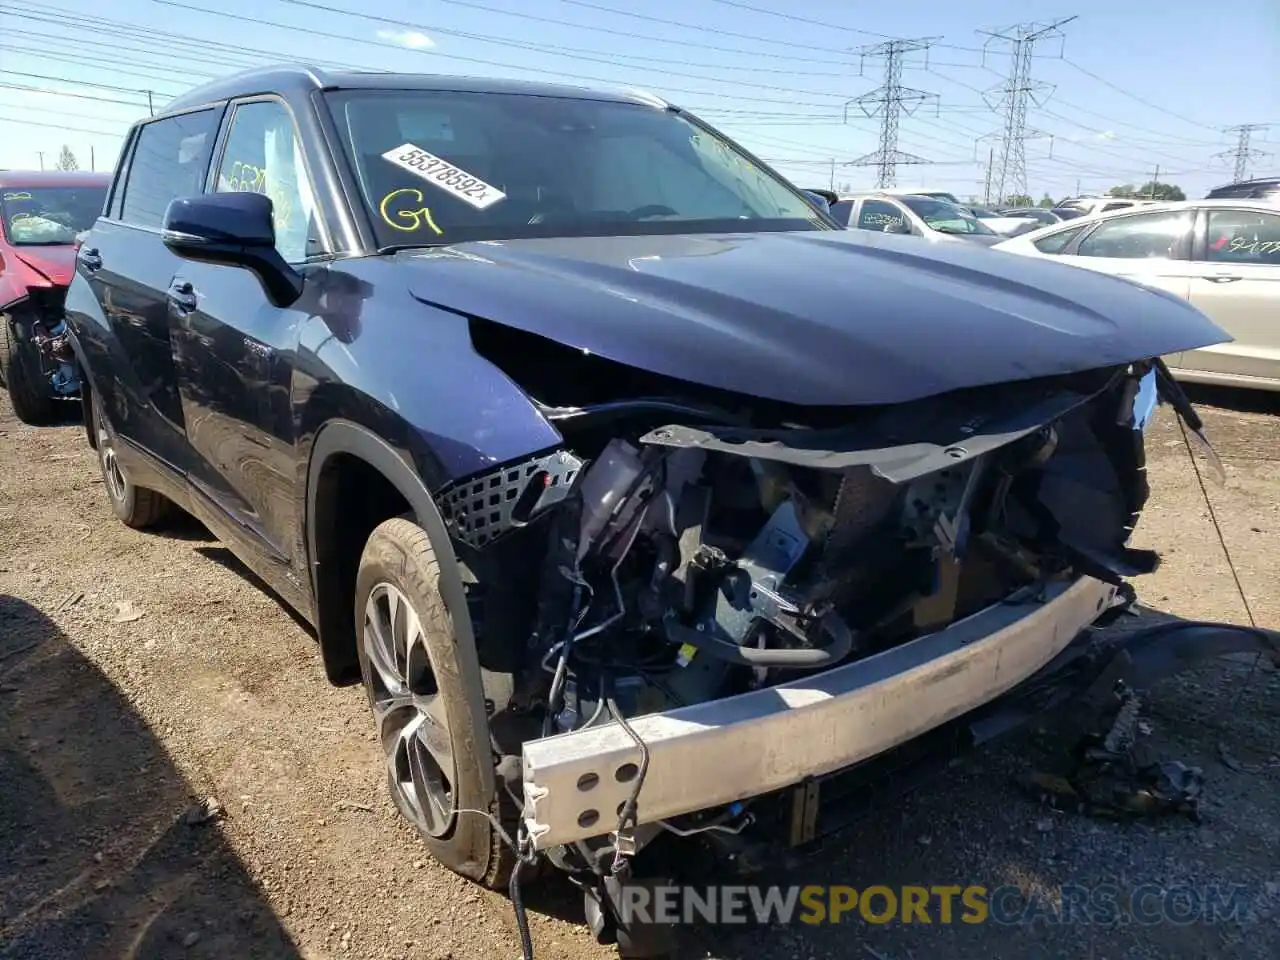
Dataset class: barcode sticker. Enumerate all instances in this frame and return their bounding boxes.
[380,143,506,211]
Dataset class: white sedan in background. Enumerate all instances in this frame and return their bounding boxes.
[993,200,1280,392]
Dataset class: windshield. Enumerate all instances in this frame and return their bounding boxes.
[899,196,997,236]
[1,186,106,246]
[325,90,831,247]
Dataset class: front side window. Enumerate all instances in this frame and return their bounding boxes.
[214,100,323,262]
[120,109,220,229]
[325,90,829,247]
[898,196,996,236]
[856,200,905,231]
[1074,210,1194,260]
[1206,209,1280,266]
[1033,223,1087,254]
[0,186,107,245]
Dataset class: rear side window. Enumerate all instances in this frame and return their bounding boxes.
[1100,201,1134,212]
[857,200,904,231]
[1033,224,1086,254]
[1206,209,1280,266]
[1075,210,1194,260]
[120,109,220,229]
[828,200,853,226]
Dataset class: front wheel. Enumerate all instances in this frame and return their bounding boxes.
[354,517,517,888]
[1,319,57,425]
[92,391,172,529]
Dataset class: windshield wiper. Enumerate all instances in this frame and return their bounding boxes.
[13,239,75,246]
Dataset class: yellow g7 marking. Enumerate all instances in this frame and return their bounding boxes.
[379,188,443,235]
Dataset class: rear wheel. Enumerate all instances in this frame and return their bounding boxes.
[354,517,516,888]
[92,391,172,528]
[1,319,57,425]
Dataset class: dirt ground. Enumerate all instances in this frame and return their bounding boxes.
[1,387,1278,960]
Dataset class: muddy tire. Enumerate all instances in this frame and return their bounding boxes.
[92,390,172,529]
[354,517,516,889]
[1,319,57,425]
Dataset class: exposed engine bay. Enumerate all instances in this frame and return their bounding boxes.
[520,371,1151,716]
[436,358,1204,878]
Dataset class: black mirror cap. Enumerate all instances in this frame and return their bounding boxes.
[162,192,303,307]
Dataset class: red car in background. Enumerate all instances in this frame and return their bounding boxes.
[1,170,110,423]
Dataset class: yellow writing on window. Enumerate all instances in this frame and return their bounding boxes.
[379,188,443,235]
[222,160,294,230]
[3,192,32,201]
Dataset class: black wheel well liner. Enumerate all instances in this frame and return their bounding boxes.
[304,421,482,686]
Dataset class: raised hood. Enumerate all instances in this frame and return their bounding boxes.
[400,229,1229,407]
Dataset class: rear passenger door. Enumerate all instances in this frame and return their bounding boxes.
[1184,207,1280,384]
[79,107,222,471]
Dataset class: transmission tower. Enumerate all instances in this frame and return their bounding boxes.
[978,17,1076,204]
[1217,124,1271,182]
[844,38,939,189]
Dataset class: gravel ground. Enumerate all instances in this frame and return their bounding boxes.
[1,387,1278,960]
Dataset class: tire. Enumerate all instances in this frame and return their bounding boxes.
[91,390,172,529]
[2,318,58,425]
[355,517,516,889]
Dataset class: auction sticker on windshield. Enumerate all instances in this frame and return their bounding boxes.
[380,143,506,210]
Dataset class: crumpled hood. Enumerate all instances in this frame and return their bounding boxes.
[399,229,1229,406]
[1,243,77,310]
[10,245,76,286]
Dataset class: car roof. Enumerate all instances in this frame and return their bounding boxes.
[161,63,669,114]
[0,170,111,189]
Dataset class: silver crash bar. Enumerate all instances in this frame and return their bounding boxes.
[521,576,1118,850]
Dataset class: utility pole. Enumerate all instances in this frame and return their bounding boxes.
[147,90,155,116]
[829,158,835,192]
[37,150,44,170]
[90,145,96,171]
[978,17,1076,205]
[844,37,939,189]
[1217,124,1270,182]
[1148,165,1159,198]
[982,147,994,205]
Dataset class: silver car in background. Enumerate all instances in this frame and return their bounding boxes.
[829,192,1003,246]
[994,200,1280,391]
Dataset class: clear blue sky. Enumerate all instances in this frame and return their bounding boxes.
[0,0,1276,201]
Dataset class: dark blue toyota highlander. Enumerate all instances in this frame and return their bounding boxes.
[64,64,1231,954]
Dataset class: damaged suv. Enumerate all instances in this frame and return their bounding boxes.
[63,66,1231,953]
[1,170,109,423]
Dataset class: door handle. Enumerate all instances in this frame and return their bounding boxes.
[1201,273,1241,283]
[167,280,199,313]
[77,246,103,272]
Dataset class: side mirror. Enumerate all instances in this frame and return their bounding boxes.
[801,190,831,212]
[162,192,303,307]
[883,220,912,235]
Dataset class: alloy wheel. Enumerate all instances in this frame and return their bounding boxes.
[363,582,457,838]
[96,409,127,504]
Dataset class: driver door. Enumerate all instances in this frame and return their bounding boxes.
[168,97,327,605]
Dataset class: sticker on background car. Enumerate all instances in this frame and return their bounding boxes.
[380,143,507,210]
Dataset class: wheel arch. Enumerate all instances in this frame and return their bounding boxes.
[304,422,490,801]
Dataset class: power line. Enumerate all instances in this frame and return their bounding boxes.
[978,16,1076,203]
[845,38,940,188]
[1217,124,1271,183]
[1061,58,1219,132]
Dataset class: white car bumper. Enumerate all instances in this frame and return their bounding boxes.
[521,575,1117,850]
